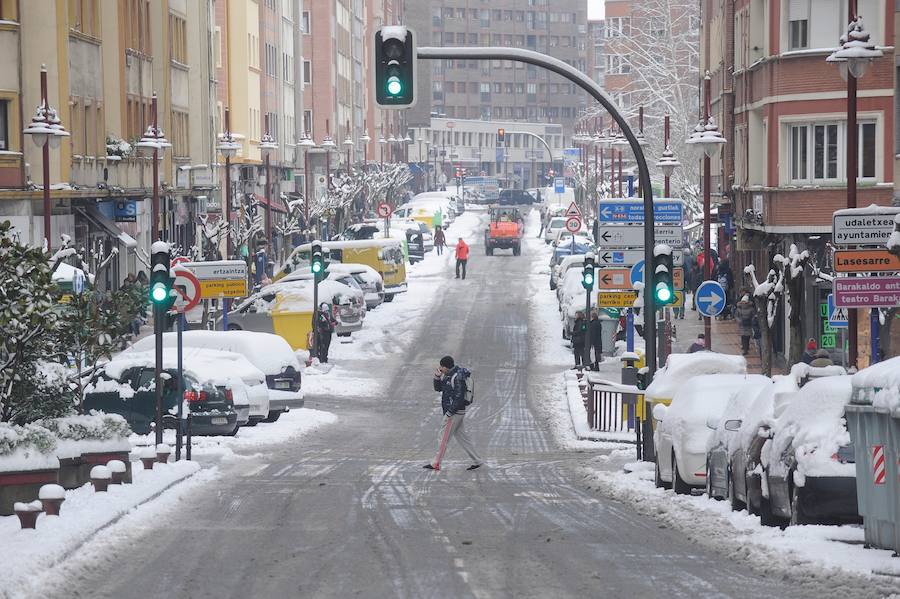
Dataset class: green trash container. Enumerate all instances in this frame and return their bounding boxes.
[847,374,899,553]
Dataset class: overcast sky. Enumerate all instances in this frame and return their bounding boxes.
[587,0,604,20]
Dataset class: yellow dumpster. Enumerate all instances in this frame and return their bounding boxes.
[272,309,314,350]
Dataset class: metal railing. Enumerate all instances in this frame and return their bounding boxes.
[586,375,641,434]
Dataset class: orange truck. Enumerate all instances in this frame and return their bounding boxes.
[484,206,524,256]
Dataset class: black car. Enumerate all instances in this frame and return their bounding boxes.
[84,366,239,436]
[498,189,535,205]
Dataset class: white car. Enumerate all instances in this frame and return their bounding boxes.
[553,230,593,248]
[129,330,301,422]
[557,267,598,338]
[395,199,454,227]
[287,263,384,310]
[544,216,568,244]
[414,191,463,215]
[653,374,769,494]
[550,254,585,290]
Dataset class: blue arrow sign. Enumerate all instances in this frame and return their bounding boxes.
[597,199,684,224]
[554,177,565,194]
[630,260,645,288]
[827,293,848,329]
[696,280,726,317]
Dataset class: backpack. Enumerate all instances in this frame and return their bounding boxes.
[717,273,729,290]
[452,370,475,406]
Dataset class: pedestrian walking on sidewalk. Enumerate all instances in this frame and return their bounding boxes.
[801,339,817,364]
[572,311,587,368]
[315,302,336,364]
[454,237,469,279]
[589,309,604,369]
[424,356,482,471]
[688,333,706,353]
[735,293,755,355]
[716,260,735,319]
[434,225,446,255]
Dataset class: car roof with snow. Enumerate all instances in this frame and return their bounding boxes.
[708,376,775,452]
[668,374,769,421]
[736,374,799,453]
[645,352,748,399]
[263,278,362,302]
[104,348,265,387]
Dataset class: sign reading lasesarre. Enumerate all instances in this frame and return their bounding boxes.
[182,260,248,299]
[832,206,900,246]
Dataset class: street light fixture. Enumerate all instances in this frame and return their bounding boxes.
[260,132,278,246]
[826,17,882,81]
[23,65,69,250]
[656,146,681,180]
[217,108,241,257]
[299,132,316,226]
[135,93,171,243]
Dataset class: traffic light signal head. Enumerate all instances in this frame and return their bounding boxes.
[310,241,325,275]
[652,245,675,305]
[582,254,595,290]
[149,241,175,310]
[375,27,416,108]
[498,128,506,143]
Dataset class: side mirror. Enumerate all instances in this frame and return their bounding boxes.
[705,416,719,430]
[757,425,773,439]
[652,403,667,422]
[724,419,742,432]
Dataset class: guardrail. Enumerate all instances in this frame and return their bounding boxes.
[585,374,641,434]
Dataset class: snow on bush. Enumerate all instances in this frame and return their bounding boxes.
[0,422,59,472]
[644,352,747,399]
[37,413,132,459]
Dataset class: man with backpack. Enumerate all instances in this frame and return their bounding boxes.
[424,355,482,471]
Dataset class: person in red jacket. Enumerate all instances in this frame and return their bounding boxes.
[454,237,470,279]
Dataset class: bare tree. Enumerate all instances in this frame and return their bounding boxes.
[774,244,810,365]
[585,0,702,214]
[745,263,785,376]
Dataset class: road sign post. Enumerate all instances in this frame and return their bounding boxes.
[696,280,726,318]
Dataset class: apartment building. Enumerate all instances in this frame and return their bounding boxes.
[702,0,895,364]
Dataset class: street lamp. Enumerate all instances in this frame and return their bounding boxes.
[260,131,278,246]
[24,64,69,251]
[378,134,387,166]
[322,121,336,194]
[656,114,681,197]
[359,124,371,168]
[403,133,413,163]
[217,108,240,258]
[826,12,883,369]
[685,71,727,348]
[343,121,354,173]
[612,132,629,196]
[299,131,316,227]
[135,93,171,243]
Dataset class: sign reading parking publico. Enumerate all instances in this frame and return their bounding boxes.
[182,260,248,299]
[597,290,684,308]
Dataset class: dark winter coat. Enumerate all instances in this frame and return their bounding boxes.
[735,298,755,336]
[315,310,335,335]
[800,351,816,365]
[433,366,471,416]
[716,261,734,293]
[571,316,587,346]
[590,318,603,348]
[433,228,446,247]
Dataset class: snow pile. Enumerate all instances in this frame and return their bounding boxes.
[765,376,855,483]
[38,413,131,459]
[851,355,900,413]
[105,348,266,388]
[83,377,135,398]
[789,362,848,384]
[644,352,747,399]
[0,423,59,472]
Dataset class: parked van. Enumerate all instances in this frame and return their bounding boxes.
[278,239,407,302]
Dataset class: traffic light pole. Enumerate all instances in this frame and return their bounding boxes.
[154,302,164,447]
[416,46,658,377]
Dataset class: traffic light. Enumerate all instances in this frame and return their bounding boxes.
[582,253,595,290]
[497,128,505,144]
[652,246,675,305]
[310,241,325,277]
[149,241,175,311]
[374,27,416,108]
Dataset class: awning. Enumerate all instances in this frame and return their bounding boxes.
[76,206,138,248]
[251,193,288,213]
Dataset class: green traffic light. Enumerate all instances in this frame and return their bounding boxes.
[311,261,323,274]
[150,282,168,303]
[584,273,594,285]
[655,283,673,303]
[386,76,402,96]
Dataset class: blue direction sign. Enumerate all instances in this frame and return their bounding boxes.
[597,199,684,224]
[696,280,726,317]
[554,177,565,194]
[827,293,848,329]
[630,259,645,288]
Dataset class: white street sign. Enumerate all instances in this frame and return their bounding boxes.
[595,248,683,267]
[595,225,684,248]
[832,207,900,246]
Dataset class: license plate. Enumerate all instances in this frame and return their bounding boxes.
[275,381,291,389]
[211,417,227,425]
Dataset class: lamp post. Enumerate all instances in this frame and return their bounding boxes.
[135,93,171,243]
[403,133,413,164]
[612,131,629,197]
[379,133,387,166]
[23,64,69,251]
[360,124,371,169]
[343,121,354,174]
[299,131,316,229]
[686,72,727,348]
[656,114,681,198]
[259,131,278,247]
[216,107,240,258]
[827,9,883,369]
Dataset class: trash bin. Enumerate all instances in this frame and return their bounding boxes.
[847,357,900,553]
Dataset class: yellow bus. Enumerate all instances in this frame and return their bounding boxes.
[278,239,408,301]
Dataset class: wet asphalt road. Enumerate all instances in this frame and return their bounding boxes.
[56,209,866,599]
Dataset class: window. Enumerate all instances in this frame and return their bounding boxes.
[169,13,187,64]
[265,43,277,77]
[302,110,312,136]
[171,110,189,158]
[214,26,222,68]
[301,11,310,33]
[860,122,876,179]
[605,54,630,74]
[303,60,311,84]
[604,17,630,38]
[790,125,808,180]
[812,124,838,180]
[0,100,7,150]
[68,0,100,38]
[124,0,151,54]
[788,120,878,183]
[788,0,808,50]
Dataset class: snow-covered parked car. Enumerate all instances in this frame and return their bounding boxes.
[544,216,568,244]
[280,264,383,310]
[761,375,860,526]
[705,377,776,503]
[728,375,799,516]
[129,330,301,422]
[84,352,241,436]
[550,254,585,291]
[654,374,768,494]
[557,267,599,339]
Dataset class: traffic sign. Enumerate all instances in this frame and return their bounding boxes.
[171,266,202,314]
[554,177,565,194]
[827,293,848,329]
[597,199,684,224]
[182,260,248,299]
[834,249,900,273]
[565,201,581,217]
[832,207,900,246]
[597,290,684,308]
[565,216,581,233]
[595,268,630,290]
[834,276,900,308]
[376,202,392,218]
[595,224,684,248]
[629,259,684,290]
[595,249,683,268]
[696,280,726,317]
[171,256,190,268]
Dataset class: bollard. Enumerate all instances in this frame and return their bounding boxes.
[39,484,65,516]
[139,447,157,471]
[107,460,127,485]
[14,500,42,529]
[155,443,171,464]
[90,465,112,492]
